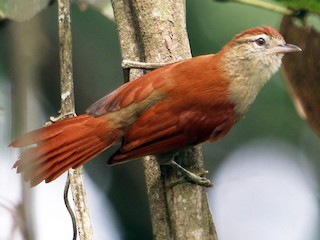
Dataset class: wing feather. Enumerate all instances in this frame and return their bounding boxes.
[109,102,236,165]
[86,64,175,117]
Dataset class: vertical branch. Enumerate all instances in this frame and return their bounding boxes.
[58,0,75,116]
[57,0,94,239]
[111,1,217,239]
[111,1,172,239]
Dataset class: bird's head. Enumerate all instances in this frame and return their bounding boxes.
[219,26,301,116]
[221,26,301,81]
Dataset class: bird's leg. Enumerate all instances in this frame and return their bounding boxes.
[47,112,76,125]
[167,159,212,188]
[159,152,212,188]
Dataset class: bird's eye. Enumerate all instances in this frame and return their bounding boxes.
[255,38,266,46]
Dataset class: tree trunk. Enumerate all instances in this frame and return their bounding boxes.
[111,1,217,239]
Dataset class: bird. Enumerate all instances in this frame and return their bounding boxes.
[10,26,301,187]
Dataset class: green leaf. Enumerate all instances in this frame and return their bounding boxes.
[275,0,320,13]
[0,0,50,22]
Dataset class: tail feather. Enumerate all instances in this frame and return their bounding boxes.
[25,137,106,186]
[39,140,106,183]
[10,115,91,147]
[11,114,121,186]
[17,136,95,173]
[14,127,96,174]
[43,142,107,186]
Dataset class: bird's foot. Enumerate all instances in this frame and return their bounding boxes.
[47,112,76,125]
[167,160,213,188]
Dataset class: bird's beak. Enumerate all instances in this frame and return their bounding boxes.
[271,43,302,54]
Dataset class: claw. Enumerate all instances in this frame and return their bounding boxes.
[168,160,213,188]
[48,112,75,124]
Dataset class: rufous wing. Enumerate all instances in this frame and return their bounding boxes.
[86,63,176,117]
[108,101,236,165]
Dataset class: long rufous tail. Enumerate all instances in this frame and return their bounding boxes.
[10,114,121,187]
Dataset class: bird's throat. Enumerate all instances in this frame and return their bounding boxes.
[227,75,267,117]
[220,50,278,117]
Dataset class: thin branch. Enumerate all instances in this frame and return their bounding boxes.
[64,176,77,240]
[57,0,94,239]
[224,0,294,15]
[122,60,173,70]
